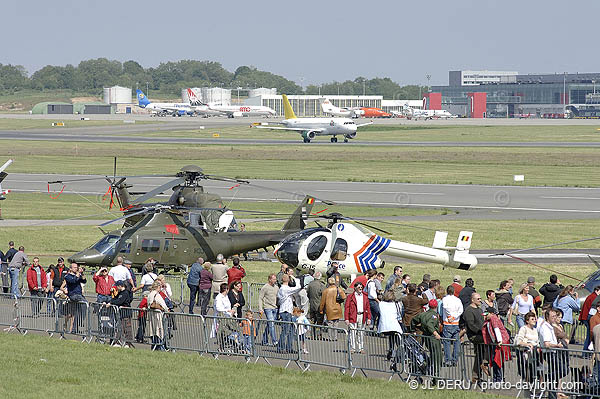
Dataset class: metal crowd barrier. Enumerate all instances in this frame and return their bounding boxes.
[0,293,18,330]
[55,298,90,340]
[164,312,206,354]
[298,323,349,373]
[4,295,600,399]
[248,283,263,311]
[17,295,58,335]
[204,315,253,359]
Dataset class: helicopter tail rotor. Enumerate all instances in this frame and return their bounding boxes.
[282,196,316,231]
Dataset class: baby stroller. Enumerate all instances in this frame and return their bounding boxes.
[402,334,430,376]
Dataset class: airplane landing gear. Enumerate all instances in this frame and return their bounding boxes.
[344,138,349,143]
[331,137,338,143]
[303,138,311,143]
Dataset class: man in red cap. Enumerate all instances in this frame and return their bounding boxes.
[411,298,443,376]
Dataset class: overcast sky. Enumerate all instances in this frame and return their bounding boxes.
[2,0,598,86]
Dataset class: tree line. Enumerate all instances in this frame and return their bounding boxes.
[0,59,426,100]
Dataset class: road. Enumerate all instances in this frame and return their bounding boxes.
[2,129,600,147]
[6,173,600,219]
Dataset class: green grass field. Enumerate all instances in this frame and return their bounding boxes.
[2,139,600,186]
[0,333,497,398]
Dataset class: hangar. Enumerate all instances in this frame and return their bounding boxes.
[31,102,73,114]
[245,94,383,117]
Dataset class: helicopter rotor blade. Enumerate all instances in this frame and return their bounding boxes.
[352,220,392,235]
[237,182,335,206]
[203,174,250,184]
[97,208,151,227]
[131,177,186,205]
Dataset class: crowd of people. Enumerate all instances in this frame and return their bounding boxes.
[3,242,597,394]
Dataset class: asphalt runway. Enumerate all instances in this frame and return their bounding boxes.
[1,130,600,147]
[6,173,600,220]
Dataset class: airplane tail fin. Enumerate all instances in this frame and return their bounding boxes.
[320,98,335,114]
[136,90,151,108]
[282,196,315,231]
[282,94,297,119]
[187,88,203,105]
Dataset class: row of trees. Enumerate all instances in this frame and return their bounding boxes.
[0,59,425,100]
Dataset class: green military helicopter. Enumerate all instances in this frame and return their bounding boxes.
[59,164,320,270]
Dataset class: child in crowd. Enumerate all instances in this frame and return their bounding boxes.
[136,292,148,343]
[241,310,257,353]
[293,307,310,354]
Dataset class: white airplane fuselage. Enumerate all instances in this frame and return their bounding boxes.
[209,105,276,118]
[283,117,358,136]
[146,102,193,115]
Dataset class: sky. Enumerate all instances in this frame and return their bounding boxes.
[2,0,599,86]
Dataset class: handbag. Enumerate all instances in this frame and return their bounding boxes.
[149,293,163,310]
[336,288,344,304]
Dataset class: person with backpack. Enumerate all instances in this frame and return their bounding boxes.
[411,299,443,377]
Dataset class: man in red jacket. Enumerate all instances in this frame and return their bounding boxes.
[345,282,372,353]
[226,257,246,285]
[580,285,600,351]
[26,257,48,316]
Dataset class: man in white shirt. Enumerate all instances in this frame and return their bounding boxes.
[277,274,302,353]
[538,309,563,399]
[441,285,464,366]
[423,280,438,311]
[108,256,133,286]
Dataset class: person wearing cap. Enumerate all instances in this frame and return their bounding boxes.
[108,256,133,287]
[411,298,443,376]
[441,285,464,367]
[108,279,134,347]
[93,266,114,303]
[451,275,463,297]
[49,257,68,296]
[526,277,542,312]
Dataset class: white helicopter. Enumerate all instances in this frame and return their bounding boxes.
[0,159,13,200]
[274,213,477,280]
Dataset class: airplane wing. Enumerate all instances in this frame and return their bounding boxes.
[254,125,325,133]
[356,121,373,128]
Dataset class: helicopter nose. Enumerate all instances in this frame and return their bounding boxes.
[68,249,107,267]
[275,241,300,268]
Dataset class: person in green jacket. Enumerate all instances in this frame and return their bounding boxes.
[411,299,443,377]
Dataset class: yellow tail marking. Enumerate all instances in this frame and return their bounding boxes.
[282,94,297,119]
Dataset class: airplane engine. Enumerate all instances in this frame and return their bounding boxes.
[232,111,243,117]
[302,131,317,140]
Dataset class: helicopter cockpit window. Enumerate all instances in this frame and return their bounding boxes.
[307,235,327,261]
[119,239,131,254]
[331,238,348,261]
[141,239,160,252]
[92,235,120,256]
[582,270,600,292]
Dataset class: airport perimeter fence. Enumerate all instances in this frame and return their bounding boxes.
[3,294,600,397]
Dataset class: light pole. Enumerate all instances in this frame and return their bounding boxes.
[146,82,149,97]
[237,87,242,104]
[563,72,567,106]
[426,74,431,91]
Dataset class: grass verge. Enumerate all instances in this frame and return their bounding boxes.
[0,333,498,398]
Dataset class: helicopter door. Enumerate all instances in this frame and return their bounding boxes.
[297,232,330,270]
[160,236,189,267]
[331,237,348,261]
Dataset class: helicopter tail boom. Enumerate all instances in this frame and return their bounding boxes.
[282,196,315,231]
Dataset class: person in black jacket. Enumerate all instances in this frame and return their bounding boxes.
[108,280,134,347]
[463,292,486,383]
[3,241,17,293]
[496,280,514,325]
[539,274,563,306]
[458,278,476,309]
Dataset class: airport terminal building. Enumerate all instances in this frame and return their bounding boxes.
[432,70,600,118]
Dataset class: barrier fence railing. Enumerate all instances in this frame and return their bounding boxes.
[248,283,263,312]
[5,297,600,398]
